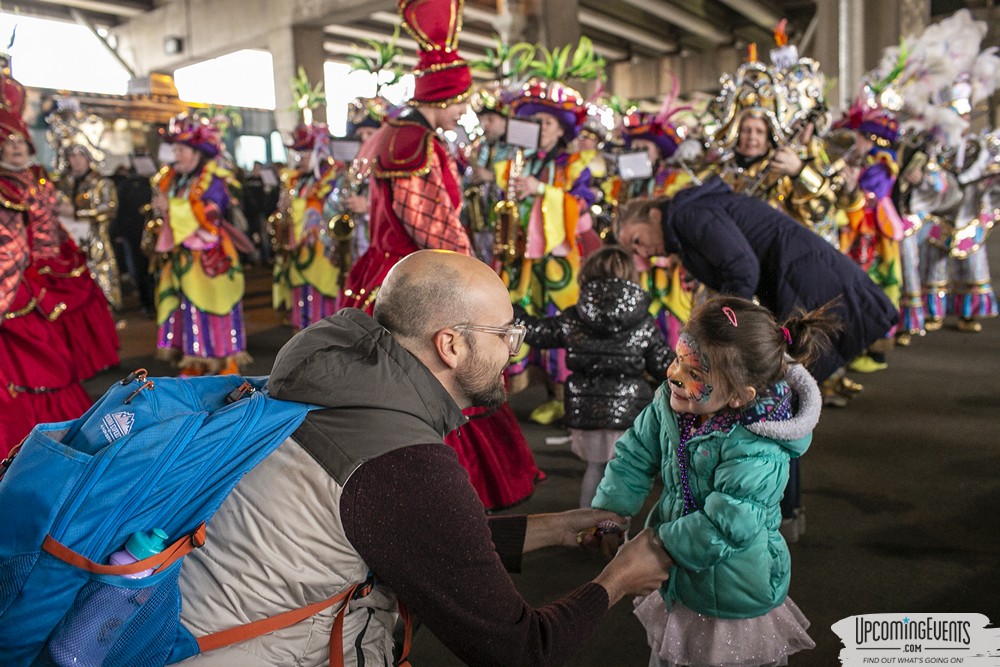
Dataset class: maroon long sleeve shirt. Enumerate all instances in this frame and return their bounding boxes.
[341,443,609,666]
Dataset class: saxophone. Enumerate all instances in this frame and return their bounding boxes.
[463,139,496,234]
[328,158,369,287]
[267,170,296,260]
[140,166,170,271]
[493,148,526,263]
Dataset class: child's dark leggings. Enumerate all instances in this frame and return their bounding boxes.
[781,458,801,519]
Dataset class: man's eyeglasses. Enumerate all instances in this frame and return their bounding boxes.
[453,323,527,356]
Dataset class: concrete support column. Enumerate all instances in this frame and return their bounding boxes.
[538,0,580,49]
[862,0,930,75]
[838,0,865,111]
[809,0,843,111]
[811,0,929,112]
[269,26,327,138]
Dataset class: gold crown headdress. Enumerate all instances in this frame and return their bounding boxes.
[709,44,787,150]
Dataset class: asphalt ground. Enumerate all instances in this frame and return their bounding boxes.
[83,242,1000,666]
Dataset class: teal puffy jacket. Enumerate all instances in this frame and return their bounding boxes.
[593,364,821,619]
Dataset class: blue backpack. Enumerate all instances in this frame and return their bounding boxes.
[0,369,370,666]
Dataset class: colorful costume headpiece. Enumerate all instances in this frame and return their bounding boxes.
[709,46,787,150]
[620,74,691,159]
[469,39,535,118]
[621,111,682,159]
[347,98,387,137]
[344,26,401,132]
[510,79,587,141]
[579,101,613,145]
[768,20,829,136]
[509,36,603,142]
[287,122,330,152]
[471,81,508,117]
[856,110,900,146]
[399,0,472,107]
[47,97,109,168]
[161,114,224,158]
[0,52,33,153]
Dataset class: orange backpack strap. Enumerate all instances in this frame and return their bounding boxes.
[41,523,207,577]
[44,528,406,667]
[328,582,412,667]
[198,577,374,654]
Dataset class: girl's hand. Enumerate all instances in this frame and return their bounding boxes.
[576,518,629,560]
[594,527,674,605]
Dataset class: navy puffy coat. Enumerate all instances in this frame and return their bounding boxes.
[659,177,898,381]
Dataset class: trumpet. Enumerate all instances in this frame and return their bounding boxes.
[493,148,526,263]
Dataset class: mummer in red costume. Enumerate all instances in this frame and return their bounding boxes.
[338,0,542,510]
[0,56,118,456]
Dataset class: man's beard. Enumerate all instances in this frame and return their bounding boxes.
[456,336,507,409]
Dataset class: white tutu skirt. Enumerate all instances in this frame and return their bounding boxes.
[634,592,816,667]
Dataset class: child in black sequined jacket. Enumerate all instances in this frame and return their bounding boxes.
[515,245,673,507]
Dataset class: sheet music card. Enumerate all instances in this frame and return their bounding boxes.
[617,151,654,180]
[331,140,361,162]
[505,117,541,151]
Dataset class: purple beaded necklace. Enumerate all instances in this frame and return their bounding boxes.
[676,413,700,515]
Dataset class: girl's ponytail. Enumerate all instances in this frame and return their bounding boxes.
[783,299,843,369]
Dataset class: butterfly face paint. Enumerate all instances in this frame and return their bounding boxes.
[667,332,729,417]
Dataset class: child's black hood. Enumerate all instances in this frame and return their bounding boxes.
[575,277,652,336]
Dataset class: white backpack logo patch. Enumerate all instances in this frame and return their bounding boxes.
[100,411,135,444]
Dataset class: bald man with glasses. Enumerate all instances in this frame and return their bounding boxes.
[178,250,673,667]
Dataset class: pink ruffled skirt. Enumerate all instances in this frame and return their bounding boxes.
[634,593,815,667]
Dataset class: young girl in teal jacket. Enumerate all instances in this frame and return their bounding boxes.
[593,295,839,666]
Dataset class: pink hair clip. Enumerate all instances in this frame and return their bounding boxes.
[781,326,793,346]
[722,306,738,327]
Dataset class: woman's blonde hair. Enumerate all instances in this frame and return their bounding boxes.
[613,196,669,241]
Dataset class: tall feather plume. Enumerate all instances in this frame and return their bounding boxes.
[867,9,990,146]
[971,47,1000,105]
[654,71,694,124]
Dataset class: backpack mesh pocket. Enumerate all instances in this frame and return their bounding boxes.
[41,564,182,667]
[0,552,38,616]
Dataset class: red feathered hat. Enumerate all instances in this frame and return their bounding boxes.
[399,0,472,106]
[287,123,330,152]
[621,111,682,159]
[0,57,25,117]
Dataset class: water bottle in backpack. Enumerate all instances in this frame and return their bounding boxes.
[45,529,168,666]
